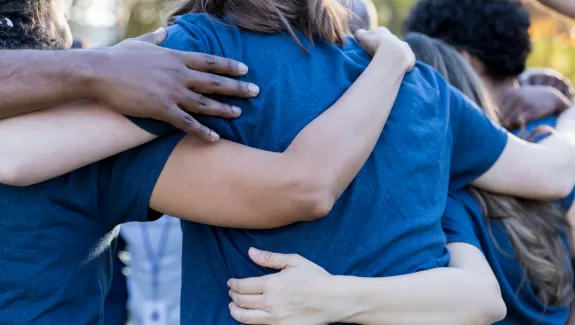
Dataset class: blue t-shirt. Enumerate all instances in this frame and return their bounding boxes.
[443,189,571,325]
[0,133,184,324]
[162,14,508,324]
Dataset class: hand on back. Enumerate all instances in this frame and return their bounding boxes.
[355,27,416,72]
[90,28,260,141]
[519,67,574,100]
[498,85,572,128]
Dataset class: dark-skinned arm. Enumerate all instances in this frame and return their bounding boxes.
[0,28,258,140]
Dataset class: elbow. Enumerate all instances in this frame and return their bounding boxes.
[0,164,31,187]
[546,170,574,200]
[481,293,507,324]
[295,176,337,221]
[303,187,336,220]
[465,279,507,325]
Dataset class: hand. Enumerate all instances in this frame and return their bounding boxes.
[90,28,260,141]
[227,248,336,325]
[355,27,416,71]
[519,68,574,100]
[498,85,572,128]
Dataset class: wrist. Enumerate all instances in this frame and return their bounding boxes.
[371,47,412,78]
[75,48,113,101]
[324,275,366,323]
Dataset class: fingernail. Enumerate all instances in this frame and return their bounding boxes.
[227,279,233,287]
[154,27,164,33]
[231,106,242,115]
[248,84,260,96]
[250,247,261,256]
[229,302,233,309]
[209,131,220,141]
[237,63,248,74]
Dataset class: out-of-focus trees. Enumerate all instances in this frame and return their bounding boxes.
[71,0,573,81]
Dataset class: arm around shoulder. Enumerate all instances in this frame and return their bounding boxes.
[332,243,506,325]
[473,108,575,200]
[149,32,415,228]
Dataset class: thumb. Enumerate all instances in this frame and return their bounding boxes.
[248,247,302,270]
[134,27,167,45]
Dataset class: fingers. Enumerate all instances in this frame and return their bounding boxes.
[227,274,270,294]
[248,247,301,269]
[178,90,242,119]
[134,27,167,45]
[402,41,416,71]
[178,51,250,77]
[229,302,271,325]
[164,106,220,142]
[183,70,259,98]
[229,290,265,309]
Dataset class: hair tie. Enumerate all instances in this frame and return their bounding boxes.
[0,15,13,28]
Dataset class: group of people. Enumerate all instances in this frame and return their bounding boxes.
[1,0,575,324]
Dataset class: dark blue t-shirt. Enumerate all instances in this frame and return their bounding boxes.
[0,133,184,324]
[162,14,508,324]
[443,189,571,325]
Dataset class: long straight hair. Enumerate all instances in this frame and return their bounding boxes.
[169,0,350,48]
[404,32,574,307]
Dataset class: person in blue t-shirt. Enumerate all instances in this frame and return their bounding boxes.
[225,33,575,325]
[414,33,574,325]
[7,2,575,325]
[404,0,573,132]
[0,2,420,324]
[8,2,575,325]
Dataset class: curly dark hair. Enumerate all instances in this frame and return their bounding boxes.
[403,0,532,81]
[0,0,66,50]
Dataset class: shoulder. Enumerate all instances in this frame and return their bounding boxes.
[164,13,238,53]
[397,62,450,110]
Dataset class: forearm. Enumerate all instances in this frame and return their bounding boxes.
[0,50,99,119]
[329,269,503,325]
[283,49,407,202]
[151,49,409,228]
[0,102,155,186]
[536,0,575,19]
[473,130,575,201]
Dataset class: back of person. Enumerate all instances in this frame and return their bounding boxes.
[445,189,571,325]
[0,132,183,324]
[163,13,507,324]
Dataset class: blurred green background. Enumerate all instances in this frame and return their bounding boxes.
[69,0,574,80]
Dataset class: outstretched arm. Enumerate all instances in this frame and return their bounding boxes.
[0,28,257,139]
[227,244,505,325]
[473,107,575,200]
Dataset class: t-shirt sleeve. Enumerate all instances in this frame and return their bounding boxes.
[98,132,186,228]
[448,85,508,191]
[128,14,238,140]
[442,193,482,251]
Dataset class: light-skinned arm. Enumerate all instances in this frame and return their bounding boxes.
[228,244,506,325]
[472,107,575,200]
[1,28,415,228]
